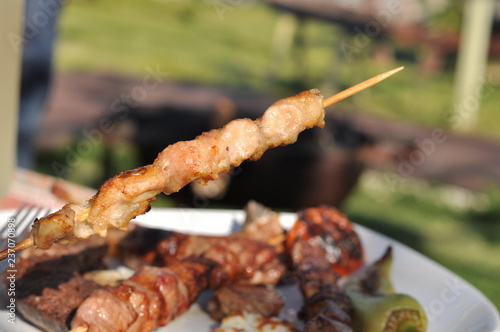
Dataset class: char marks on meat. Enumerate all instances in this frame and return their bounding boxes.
[207,283,284,321]
[10,236,108,332]
[286,207,362,332]
[28,90,324,251]
[71,258,211,332]
[118,202,287,287]
[118,225,286,287]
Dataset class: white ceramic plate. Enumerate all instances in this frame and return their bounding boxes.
[0,208,499,332]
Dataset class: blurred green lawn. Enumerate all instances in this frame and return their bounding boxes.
[55,0,500,138]
[51,0,500,310]
[344,174,500,311]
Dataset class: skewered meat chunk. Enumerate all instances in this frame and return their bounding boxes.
[286,207,364,277]
[300,288,353,323]
[71,258,212,332]
[117,228,286,286]
[116,201,287,285]
[295,250,354,329]
[286,207,364,332]
[72,289,139,332]
[28,90,324,252]
[207,283,285,321]
[303,313,354,332]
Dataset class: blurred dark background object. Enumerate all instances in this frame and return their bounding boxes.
[18,0,62,169]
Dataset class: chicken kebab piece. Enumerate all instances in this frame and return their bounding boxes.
[0,67,403,260]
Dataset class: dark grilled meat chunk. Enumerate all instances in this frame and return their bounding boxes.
[299,286,353,324]
[118,227,286,287]
[207,283,284,321]
[11,236,108,332]
[17,272,101,332]
[286,207,363,332]
[71,258,211,332]
[303,313,354,332]
[116,224,176,270]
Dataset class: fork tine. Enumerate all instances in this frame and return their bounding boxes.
[0,205,50,251]
[0,204,30,249]
[0,203,29,240]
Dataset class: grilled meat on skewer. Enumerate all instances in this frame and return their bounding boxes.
[157,233,286,287]
[72,258,213,332]
[118,201,287,285]
[24,90,324,253]
[286,207,365,331]
[72,254,285,331]
[1,68,403,260]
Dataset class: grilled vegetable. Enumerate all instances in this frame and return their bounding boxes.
[344,247,427,332]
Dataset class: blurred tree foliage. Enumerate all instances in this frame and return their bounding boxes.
[426,1,463,34]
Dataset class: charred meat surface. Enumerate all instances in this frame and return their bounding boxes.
[118,226,286,287]
[286,207,365,331]
[10,236,108,332]
[71,258,212,332]
[117,202,287,286]
[207,283,284,321]
[286,207,364,277]
[303,313,354,332]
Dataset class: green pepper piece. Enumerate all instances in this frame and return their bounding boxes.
[344,247,427,332]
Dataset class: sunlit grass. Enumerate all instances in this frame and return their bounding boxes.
[56,0,500,139]
[344,172,500,309]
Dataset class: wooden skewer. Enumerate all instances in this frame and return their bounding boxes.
[0,236,34,261]
[323,66,404,108]
[0,67,403,262]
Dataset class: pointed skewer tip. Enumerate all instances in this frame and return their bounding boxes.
[323,66,404,108]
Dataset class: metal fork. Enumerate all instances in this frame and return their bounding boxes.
[0,204,51,252]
